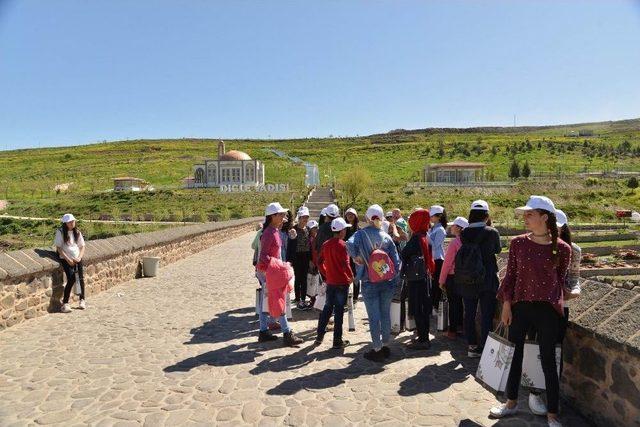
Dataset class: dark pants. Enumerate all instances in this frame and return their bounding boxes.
[445,276,464,333]
[407,278,431,342]
[529,306,570,394]
[399,279,408,330]
[350,259,360,302]
[463,291,496,348]
[292,251,311,301]
[317,285,349,344]
[506,302,562,414]
[61,259,85,303]
[431,259,444,312]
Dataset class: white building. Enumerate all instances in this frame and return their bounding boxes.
[187,141,265,188]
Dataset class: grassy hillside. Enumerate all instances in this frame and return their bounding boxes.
[1,118,639,250]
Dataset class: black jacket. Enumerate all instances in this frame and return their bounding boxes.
[459,225,501,293]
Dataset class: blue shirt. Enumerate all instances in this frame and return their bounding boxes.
[346,225,401,283]
[428,223,446,260]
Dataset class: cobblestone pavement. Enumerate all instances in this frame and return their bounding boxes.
[0,233,589,426]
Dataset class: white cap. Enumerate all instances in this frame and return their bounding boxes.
[429,205,444,216]
[61,213,76,223]
[325,204,340,217]
[366,204,384,221]
[297,206,310,218]
[265,202,288,216]
[471,199,489,212]
[320,207,328,216]
[452,216,469,229]
[515,195,556,215]
[345,208,357,216]
[385,211,393,218]
[307,220,319,229]
[331,217,352,232]
[555,209,568,228]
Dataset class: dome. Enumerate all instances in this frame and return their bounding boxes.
[219,150,252,161]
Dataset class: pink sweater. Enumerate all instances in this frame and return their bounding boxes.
[439,236,462,285]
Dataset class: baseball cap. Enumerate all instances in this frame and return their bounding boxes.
[366,204,384,221]
[325,204,340,217]
[515,195,556,215]
[345,208,357,216]
[320,207,328,216]
[331,217,352,232]
[297,206,310,217]
[555,209,568,228]
[61,213,76,223]
[471,199,489,212]
[265,202,288,216]
[307,220,319,229]
[452,216,469,229]
[385,211,393,218]
[429,205,444,216]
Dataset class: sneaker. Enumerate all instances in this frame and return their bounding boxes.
[301,303,313,311]
[407,340,431,350]
[363,349,385,362]
[381,346,391,358]
[332,340,350,349]
[468,346,482,358]
[314,334,325,346]
[548,417,563,427]
[79,300,86,310]
[296,302,306,310]
[529,393,548,416]
[61,303,72,313]
[489,403,518,419]
[283,331,304,347]
[258,331,278,342]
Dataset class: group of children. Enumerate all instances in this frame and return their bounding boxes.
[254,195,582,427]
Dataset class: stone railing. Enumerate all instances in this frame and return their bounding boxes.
[0,217,261,330]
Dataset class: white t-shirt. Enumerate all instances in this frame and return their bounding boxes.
[54,228,85,260]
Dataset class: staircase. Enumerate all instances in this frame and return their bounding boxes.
[304,187,336,219]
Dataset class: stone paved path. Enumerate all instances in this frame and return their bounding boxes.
[0,233,589,426]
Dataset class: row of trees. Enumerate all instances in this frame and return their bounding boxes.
[508,160,531,179]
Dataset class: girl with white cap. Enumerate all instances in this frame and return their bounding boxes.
[289,206,312,309]
[54,214,86,313]
[490,196,571,427]
[428,205,447,314]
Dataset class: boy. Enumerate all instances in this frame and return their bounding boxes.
[315,217,353,349]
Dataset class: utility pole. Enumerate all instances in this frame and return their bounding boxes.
[513,114,517,127]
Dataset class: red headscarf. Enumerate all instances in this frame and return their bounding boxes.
[408,209,436,274]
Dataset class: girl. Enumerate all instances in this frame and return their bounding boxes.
[428,205,447,314]
[344,208,360,304]
[490,196,571,427]
[401,209,436,349]
[55,214,86,313]
[438,216,469,340]
[289,206,312,309]
[256,202,304,346]
[307,220,320,306]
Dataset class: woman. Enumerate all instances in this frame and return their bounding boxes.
[281,210,296,261]
[55,214,86,313]
[401,209,436,349]
[256,202,304,346]
[438,216,468,340]
[346,204,401,362]
[344,208,360,304]
[527,208,581,416]
[307,220,320,306]
[490,196,571,427]
[428,205,447,314]
[459,200,502,357]
[289,206,312,309]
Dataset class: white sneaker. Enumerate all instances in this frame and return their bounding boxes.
[489,403,518,418]
[548,417,563,427]
[61,303,72,313]
[529,393,548,416]
[79,300,86,310]
[431,309,438,317]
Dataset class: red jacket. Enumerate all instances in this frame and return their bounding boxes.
[319,237,353,286]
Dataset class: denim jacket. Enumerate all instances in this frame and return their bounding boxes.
[346,225,401,284]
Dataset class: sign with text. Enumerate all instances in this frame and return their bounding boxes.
[220,184,290,193]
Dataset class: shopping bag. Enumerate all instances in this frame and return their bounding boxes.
[390,300,402,334]
[307,273,320,297]
[313,293,326,311]
[255,288,262,315]
[476,324,515,394]
[73,268,82,296]
[286,292,293,320]
[406,300,416,331]
[347,291,355,332]
[520,341,562,391]
[437,298,449,331]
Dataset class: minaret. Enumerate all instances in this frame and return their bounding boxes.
[218,140,225,158]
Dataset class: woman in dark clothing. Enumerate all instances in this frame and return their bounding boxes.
[459,200,502,357]
[289,206,312,309]
[344,208,360,303]
[401,209,436,349]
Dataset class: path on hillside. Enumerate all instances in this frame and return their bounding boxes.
[0,232,588,426]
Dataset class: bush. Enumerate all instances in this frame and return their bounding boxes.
[585,177,599,187]
[627,176,639,189]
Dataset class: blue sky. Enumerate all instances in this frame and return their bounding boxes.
[1,0,639,150]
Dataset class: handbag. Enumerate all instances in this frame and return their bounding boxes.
[520,341,562,391]
[437,297,449,332]
[307,273,320,297]
[476,323,515,394]
[313,281,327,311]
[390,300,402,334]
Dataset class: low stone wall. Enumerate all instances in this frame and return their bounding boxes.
[0,217,261,330]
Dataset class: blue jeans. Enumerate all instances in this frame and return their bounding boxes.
[361,280,397,350]
[463,291,497,348]
[317,285,349,343]
[257,274,290,334]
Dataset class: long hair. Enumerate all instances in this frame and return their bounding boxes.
[61,222,80,244]
[318,214,326,224]
[437,211,448,229]
[559,224,572,246]
[468,209,489,224]
[347,212,359,229]
[262,215,272,231]
[281,210,294,232]
[538,209,559,267]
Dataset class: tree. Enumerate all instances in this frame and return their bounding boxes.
[627,176,639,189]
[508,159,521,180]
[339,167,372,206]
[522,160,531,178]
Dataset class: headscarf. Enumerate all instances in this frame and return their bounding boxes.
[408,209,436,274]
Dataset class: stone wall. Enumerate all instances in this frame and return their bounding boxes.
[0,218,261,330]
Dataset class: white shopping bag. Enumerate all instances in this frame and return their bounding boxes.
[255,288,262,315]
[390,300,402,334]
[261,288,269,313]
[73,269,82,296]
[307,273,320,297]
[286,292,293,320]
[313,293,326,311]
[520,341,562,391]
[406,301,416,331]
[437,298,449,332]
[476,324,515,394]
[347,291,355,332]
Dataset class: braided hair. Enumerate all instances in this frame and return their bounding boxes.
[559,224,572,246]
[545,210,560,267]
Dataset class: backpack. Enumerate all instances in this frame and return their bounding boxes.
[404,254,427,281]
[454,230,487,295]
[362,231,396,283]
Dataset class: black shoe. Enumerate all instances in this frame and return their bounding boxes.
[258,331,278,343]
[283,331,304,347]
[314,334,325,346]
[332,340,350,349]
[407,340,431,350]
[381,346,391,358]
[364,349,385,362]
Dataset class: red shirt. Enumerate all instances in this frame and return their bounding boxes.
[319,237,353,286]
[497,235,571,315]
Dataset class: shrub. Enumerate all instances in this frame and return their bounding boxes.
[585,177,599,187]
[627,176,639,189]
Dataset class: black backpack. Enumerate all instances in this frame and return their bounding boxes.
[404,254,428,281]
[454,230,487,294]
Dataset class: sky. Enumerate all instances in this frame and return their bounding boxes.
[1,0,639,150]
